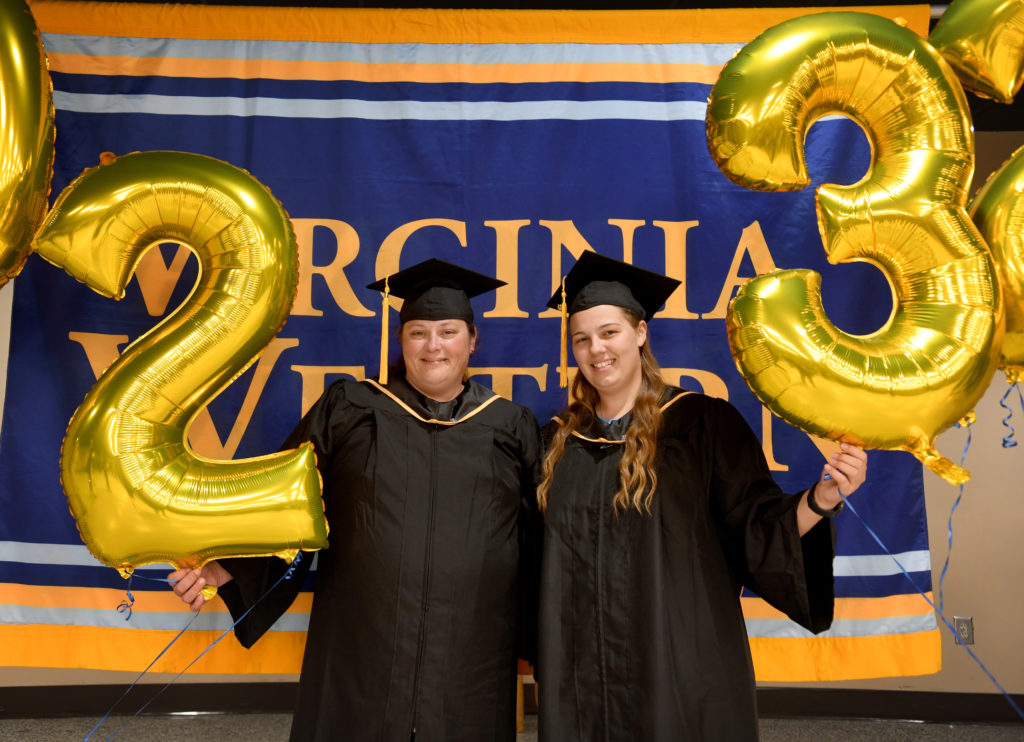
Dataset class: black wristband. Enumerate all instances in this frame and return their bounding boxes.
[807,485,844,518]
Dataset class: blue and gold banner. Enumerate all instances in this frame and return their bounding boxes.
[0,1,939,680]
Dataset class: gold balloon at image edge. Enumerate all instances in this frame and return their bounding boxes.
[33,151,329,578]
[706,12,1004,485]
[970,144,1024,385]
[929,0,1024,104]
[0,0,55,287]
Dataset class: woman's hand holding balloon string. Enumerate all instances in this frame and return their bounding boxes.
[169,561,234,612]
[819,443,868,503]
[797,443,867,535]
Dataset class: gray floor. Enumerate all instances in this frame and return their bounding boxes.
[1,714,1022,742]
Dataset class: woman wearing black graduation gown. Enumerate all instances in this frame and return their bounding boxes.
[170,259,542,742]
[535,252,868,742]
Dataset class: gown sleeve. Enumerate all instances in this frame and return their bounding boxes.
[217,382,350,648]
[705,397,835,633]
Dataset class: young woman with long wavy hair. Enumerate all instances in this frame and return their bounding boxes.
[534,252,867,742]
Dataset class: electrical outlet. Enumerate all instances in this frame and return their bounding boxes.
[953,616,974,645]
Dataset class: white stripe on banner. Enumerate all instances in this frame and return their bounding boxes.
[0,604,311,632]
[0,540,107,567]
[746,612,938,639]
[0,541,319,572]
[42,33,743,67]
[1,540,918,577]
[834,550,931,577]
[54,92,709,121]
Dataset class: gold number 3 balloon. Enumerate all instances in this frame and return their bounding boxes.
[930,0,1024,104]
[34,151,328,573]
[0,0,55,287]
[706,12,1003,485]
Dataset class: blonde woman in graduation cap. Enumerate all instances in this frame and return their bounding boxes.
[170,259,541,742]
[535,252,867,742]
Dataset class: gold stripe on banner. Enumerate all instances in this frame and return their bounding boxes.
[0,624,305,674]
[750,631,942,681]
[45,54,728,85]
[29,2,930,43]
[741,593,936,621]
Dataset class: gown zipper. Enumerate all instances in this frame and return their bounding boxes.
[597,448,611,742]
[410,424,439,738]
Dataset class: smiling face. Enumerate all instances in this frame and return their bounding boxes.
[570,304,647,412]
[400,318,476,401]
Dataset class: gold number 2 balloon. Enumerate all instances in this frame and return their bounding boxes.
[970,145,1024,383]
[0,0,55,287]
[930,0,1024,104]
[706,12,1003,485]
[34,151,328,573]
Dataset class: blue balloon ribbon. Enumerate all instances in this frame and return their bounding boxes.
[936,420,971,618]
[83,551,307,741]
[999,383,1020,448]
[114,572,178,623]
[838,423,1023,722]
[115,578,134,622]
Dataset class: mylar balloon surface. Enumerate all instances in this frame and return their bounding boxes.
[0,0,55,287]
[930,0,1024,103]
[34,151,328,573]
[970,144,1024,383]
[706,12,1003,484]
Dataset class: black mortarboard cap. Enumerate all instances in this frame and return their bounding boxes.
[546,252,680,388]
[366,258,505,383]
[545,251,681,321]
[367,258,505,324]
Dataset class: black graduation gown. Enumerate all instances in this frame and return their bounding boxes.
[218,376,541,742]
[537,389,835,742]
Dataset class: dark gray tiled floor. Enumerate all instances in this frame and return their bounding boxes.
[1,714,1022,742]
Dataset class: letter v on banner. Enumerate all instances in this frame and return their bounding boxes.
[188,337,300,459]
[133,244,194,317]
[70,331,299,461]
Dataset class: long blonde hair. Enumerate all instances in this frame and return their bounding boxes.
[537,310,666,514]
